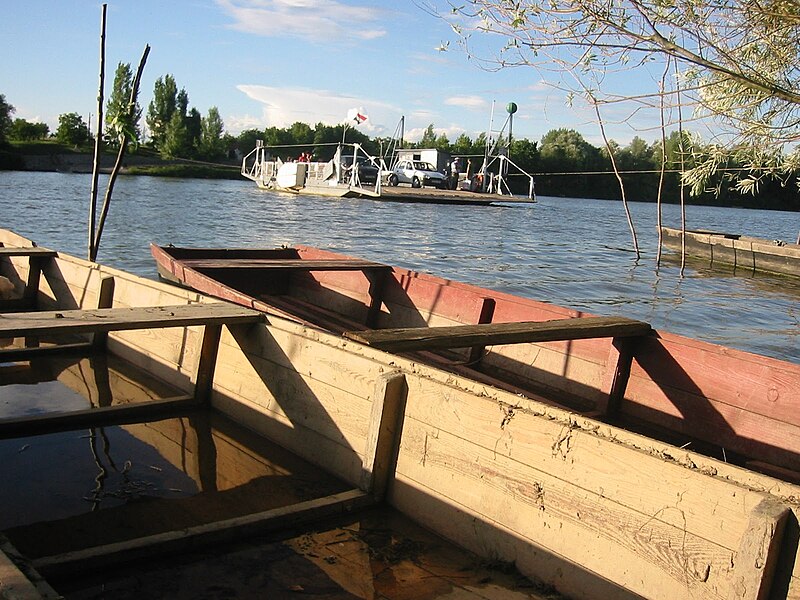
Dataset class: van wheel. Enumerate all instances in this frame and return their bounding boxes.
[412,176,421,188]
[388,173,399,186]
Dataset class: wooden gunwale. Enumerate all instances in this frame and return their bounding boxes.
[660,226,800,277]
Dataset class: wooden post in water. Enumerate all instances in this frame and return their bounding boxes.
[92,44,150,261]
[88,4,107,262]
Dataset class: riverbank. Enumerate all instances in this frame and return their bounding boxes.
[1,142,241,179]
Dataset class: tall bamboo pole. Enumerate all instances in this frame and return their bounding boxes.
[88,3,107,261]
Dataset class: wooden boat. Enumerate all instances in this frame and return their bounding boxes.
[4,228,800,599]
[151,242,800,478]
[661,226,800,277]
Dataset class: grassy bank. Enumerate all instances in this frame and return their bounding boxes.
[124,163,240,179]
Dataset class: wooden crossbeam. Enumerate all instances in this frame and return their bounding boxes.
[0,342,93,361]
[181,258,389,271]
[344,316,651,353]
[33,489,374,579]
[0,303,262,338]
[0,395,198,439]
[0,247,57,258]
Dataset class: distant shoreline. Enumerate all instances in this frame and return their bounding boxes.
[9,152,242,180]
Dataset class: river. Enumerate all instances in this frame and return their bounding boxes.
[1,170,798,362]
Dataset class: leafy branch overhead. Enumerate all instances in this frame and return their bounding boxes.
[429,0,800,192]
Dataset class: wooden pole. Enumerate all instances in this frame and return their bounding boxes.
[88,4,106,261]
[92,44,150,261]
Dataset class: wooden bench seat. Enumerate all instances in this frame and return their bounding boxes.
[0,303,261,338]
[0,246,58,310]
[0,247,58,258]
[343,316,651,352]
[0,303,263,397]
[182,258,390,271]
[345,316,651,419]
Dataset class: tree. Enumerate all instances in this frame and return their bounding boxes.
[10,118,49,141]
[289,121,314,145]
[509,138,539,173]
[146,74,177,148]
[161,111,192,159]
[0,94,14,146]
[452,133,473,156]
[199,106,225,160]
[105,62,141,147]
[185,107,202,155]
[56,112,90,147]
[539,129,600,172]
[432,1,800,193]
[420,124,437,148]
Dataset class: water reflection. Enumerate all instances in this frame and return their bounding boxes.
[0,354,349,558]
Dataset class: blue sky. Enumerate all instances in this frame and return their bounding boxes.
[2,1,661,146]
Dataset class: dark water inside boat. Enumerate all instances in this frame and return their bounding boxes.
[1,170,798,361]
[0,357,349,556]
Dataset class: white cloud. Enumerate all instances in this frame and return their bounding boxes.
[235,84,401,134]
[444,95,489,111]
[216,0,387,42]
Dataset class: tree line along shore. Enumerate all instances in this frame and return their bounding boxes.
[1,71,798,211]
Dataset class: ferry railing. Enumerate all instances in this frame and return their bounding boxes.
[484,154,536,201]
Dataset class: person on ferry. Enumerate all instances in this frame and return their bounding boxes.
[450,157,460,190]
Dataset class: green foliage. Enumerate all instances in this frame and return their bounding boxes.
[105,62,141,148]
[160,111,191,159]
[146,75,178,149]
[0,94,14,146]
[185,107,202,152]
[199,106,225,160]
[56,112,90,147]
[289,122,314,145]
[539,129,602,171]
[419,124,437,148]
[9,118,49,141]
[441,0,800,197]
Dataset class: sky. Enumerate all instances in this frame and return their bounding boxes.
[1,1,663,146]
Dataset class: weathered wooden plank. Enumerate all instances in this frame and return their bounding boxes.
[194,323,222,404]
[181,258,389,271]
[345,316,651,352]
[92,275,116,350]
[0,395,197,438]
[398,374,767,552]
[0,342,94,361]
[0,535,60,600]
[360,371,407,500]
[630,332,800,424]
[0,247,57,258]
[596,336,640,416]
[33,489,374,579]
[0,303,262,337]
[395,419,736,599]
[732,497,791,600]
[213,340,374,451]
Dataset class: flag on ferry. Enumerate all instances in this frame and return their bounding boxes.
[347,107,368,125]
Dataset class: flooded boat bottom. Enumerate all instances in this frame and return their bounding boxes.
[56,506,561,600]
[1,352,562,599]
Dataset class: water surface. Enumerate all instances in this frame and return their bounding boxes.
[1,170,797,361]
